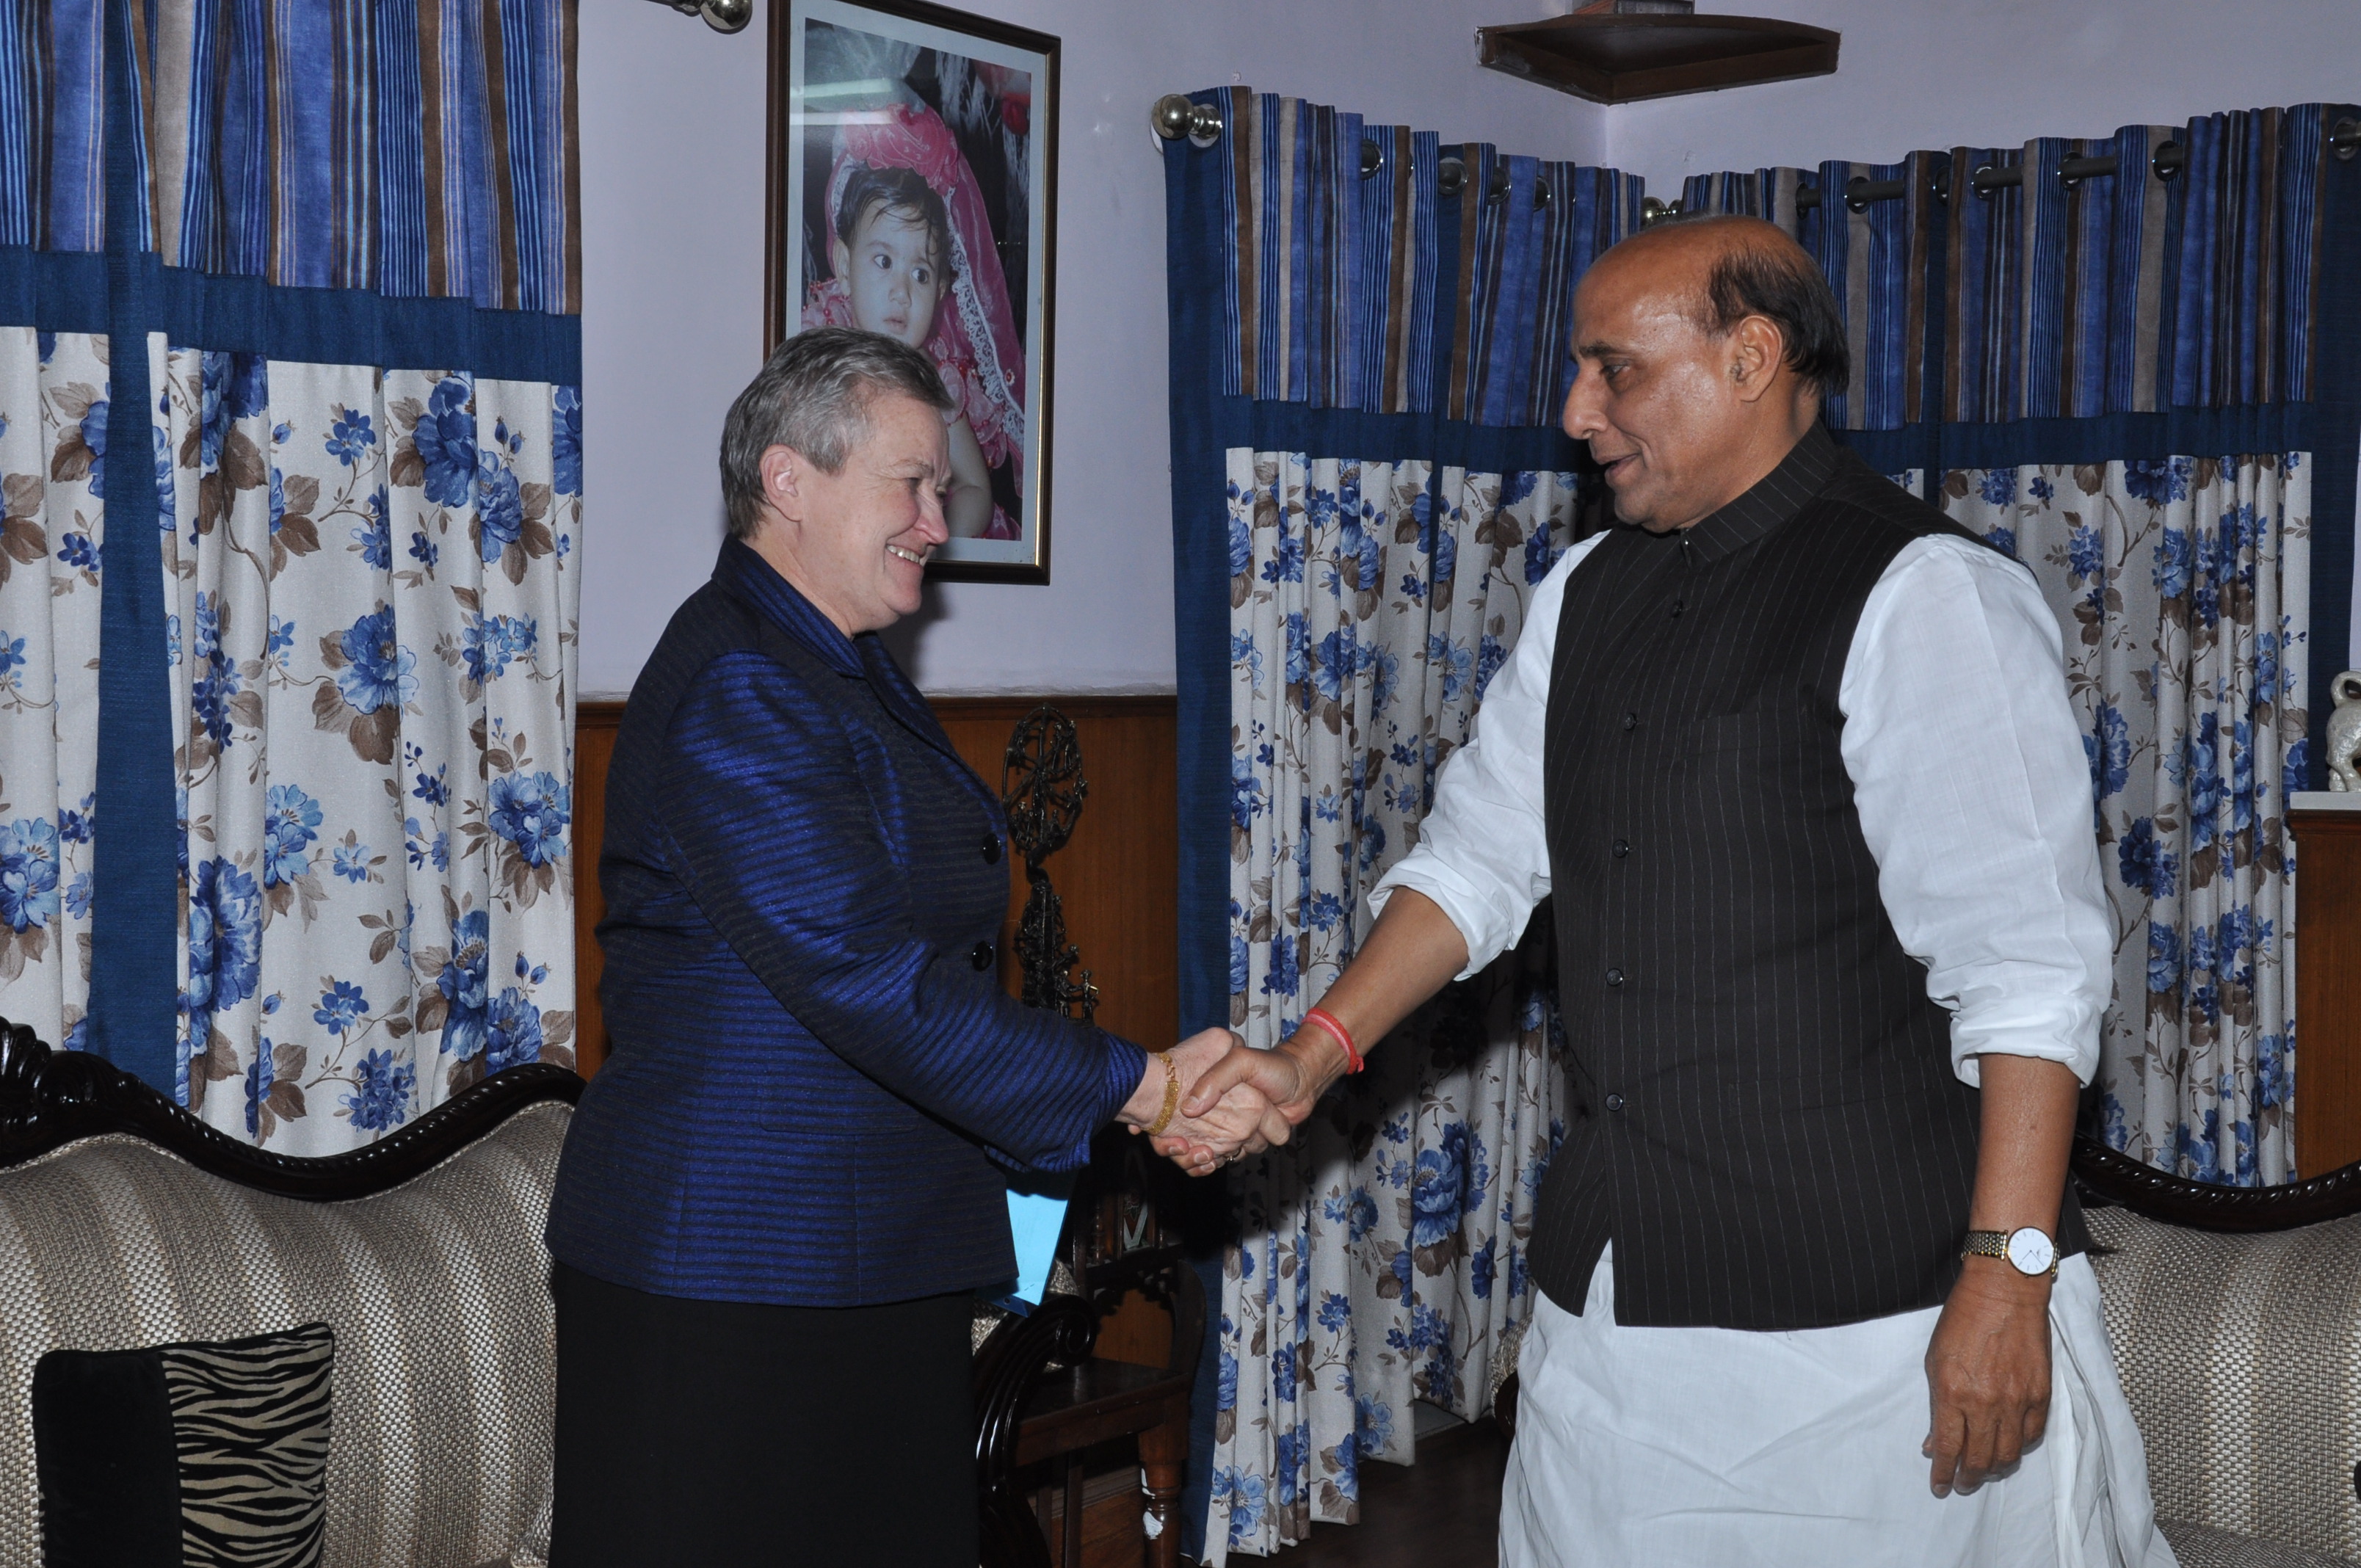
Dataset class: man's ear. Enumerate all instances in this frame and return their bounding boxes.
[1727,315,1786,406]
[758,445,805,526]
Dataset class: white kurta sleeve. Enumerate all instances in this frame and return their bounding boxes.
[1368,533,1606,979]
[1838,534,2114,1087]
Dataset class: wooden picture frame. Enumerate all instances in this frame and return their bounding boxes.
[767,0,1059,584]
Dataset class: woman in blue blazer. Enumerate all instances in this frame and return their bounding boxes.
[546,330,1255,1564]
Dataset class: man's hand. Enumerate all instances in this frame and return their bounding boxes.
[1922,1257,2052,1496]
[1137,888,1474,1177]
[1147,1034,1342,1175]
[1120,1029,1283,1174]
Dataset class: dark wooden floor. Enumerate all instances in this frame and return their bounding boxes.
[1254,1419,1509,1567]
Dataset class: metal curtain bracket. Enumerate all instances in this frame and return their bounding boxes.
[1150,93,1224,147]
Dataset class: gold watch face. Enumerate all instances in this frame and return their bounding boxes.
[2003,1227,2056,1276]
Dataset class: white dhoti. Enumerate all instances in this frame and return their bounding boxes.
[1499,1245,2177,1568]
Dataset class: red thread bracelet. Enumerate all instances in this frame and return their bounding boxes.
[1302,1006,1363,1075]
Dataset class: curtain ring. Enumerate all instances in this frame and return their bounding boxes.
[1534,176,1553,209]
[1972,163,2001,200]
[1360,139,1383,179]
[1439,159,1467,197]
[2151,139,2185,181]
[1486,166,1510,204]
[1929,154,1954,205]
[1843,175,1873,214]
[2335,117,2361,161]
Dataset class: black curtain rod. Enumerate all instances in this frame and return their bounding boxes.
[1148,96,2361,219]
[1669,118,2358,222]
[1791,145,2186,214]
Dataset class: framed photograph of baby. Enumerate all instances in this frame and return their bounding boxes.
[769,0,1058,583]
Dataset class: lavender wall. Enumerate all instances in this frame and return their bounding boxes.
[1600,0,2361,194]
[575,0,1595,698]
[1595,0,2361,669]
[579,0,2361,695]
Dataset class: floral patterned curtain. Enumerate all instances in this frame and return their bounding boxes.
[1163,88,1642,1561]
[0,0,581,1153]
[1211,454,1573,1554]
[1685,103,2359,1184]
[1942,455,2307,1183]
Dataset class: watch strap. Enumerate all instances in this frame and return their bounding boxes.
[1962,1228,2058,1279]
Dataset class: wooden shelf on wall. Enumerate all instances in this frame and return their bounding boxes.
[1476,12,1840,105]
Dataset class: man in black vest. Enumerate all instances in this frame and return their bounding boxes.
[1174,217,2172,1565]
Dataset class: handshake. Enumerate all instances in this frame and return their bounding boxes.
[1116,1026,1349,1176]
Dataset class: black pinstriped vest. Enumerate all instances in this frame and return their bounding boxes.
[1529,424,2090,1331]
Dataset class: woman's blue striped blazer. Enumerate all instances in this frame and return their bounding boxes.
[547,540,1147,1307]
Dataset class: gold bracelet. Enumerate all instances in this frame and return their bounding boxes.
[1145,1051,1180,1137]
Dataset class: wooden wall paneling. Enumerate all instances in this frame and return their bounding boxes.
[931,697,1180,1054]
[568,695,1179,1081]
[572,702,624,1078]
[2293,805,2361,1178]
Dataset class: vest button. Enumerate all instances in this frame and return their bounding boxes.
[1671,600,1686,618]
[982,833,1003,864]
[1611,838,1629,857]
[1605,1092,1626,1113]
[1605,967,1625,987]
[971,941,995,970]
[1620,711,1638,731]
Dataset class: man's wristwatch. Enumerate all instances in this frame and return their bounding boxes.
[1962,1227,2058,1280]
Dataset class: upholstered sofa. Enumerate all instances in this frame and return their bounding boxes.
[0,1023,580,1567]
[0,1020,1194,1568]
[2072,1141,2361,1568]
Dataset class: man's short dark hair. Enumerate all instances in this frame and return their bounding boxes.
[717,327,953,540]
[1691,236,1849,402]
[833,164,957,282]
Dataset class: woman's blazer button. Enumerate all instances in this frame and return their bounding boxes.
[982,833,1003,863]
[971,941,996,970]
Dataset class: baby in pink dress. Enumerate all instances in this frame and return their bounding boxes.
[804,103,1026,540]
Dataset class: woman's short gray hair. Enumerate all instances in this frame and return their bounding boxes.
[718,327,954,540]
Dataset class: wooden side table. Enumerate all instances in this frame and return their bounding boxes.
[2293,794,2361,1177]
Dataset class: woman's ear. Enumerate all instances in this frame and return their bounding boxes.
[759,445,805,525]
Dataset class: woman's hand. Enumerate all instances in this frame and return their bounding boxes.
[1117,1029,1283,1175]
[1116,1028,1250,1135]
[1143,1030,1341,1177]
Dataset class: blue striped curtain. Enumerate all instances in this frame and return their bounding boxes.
[1166,87,1641,1561]
[1682,104,2361,1185]
[0,0,581,1155]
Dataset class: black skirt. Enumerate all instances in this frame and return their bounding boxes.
[550,1263,978,1567]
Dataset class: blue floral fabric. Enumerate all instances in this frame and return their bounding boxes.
[0,331,582,1152]
[1211,451,1575,1558]
[1942,455,2307,1184]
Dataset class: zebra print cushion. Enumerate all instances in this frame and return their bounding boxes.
[33,1324,333,1568]
[164,1326,334,1567]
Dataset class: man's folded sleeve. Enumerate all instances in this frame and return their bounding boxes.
[1840,538,2115,1089]
[655,652,1145,1171]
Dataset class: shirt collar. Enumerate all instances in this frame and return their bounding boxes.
[1675,421,1840,565]
[711,537,863,678]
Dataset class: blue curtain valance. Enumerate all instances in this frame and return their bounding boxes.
[1188,87,1643,429]
[1681,106,2350,430]
[0,0,578,314]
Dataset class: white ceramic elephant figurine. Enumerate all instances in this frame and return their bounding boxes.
[2329,669,2361,791]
